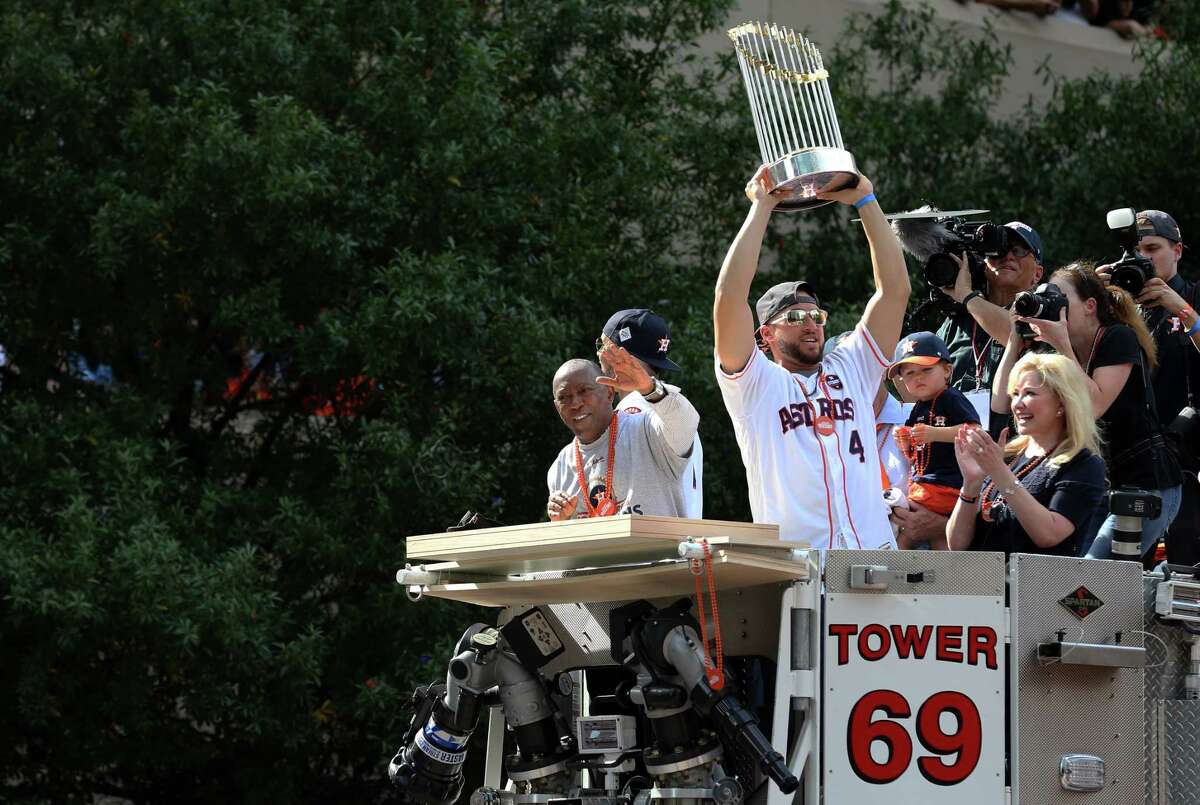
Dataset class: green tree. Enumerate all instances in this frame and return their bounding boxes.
[5,0,1200,802]
[0,0,749,801]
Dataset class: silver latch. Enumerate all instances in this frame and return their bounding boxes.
[849,564,936,590]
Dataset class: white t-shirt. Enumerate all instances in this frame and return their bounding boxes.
[715,323,896,550]
[620,388,703,519]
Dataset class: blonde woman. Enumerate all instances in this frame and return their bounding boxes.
[948,353,1105,555]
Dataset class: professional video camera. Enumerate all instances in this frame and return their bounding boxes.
[1012,282,1069,340]
[1105,208,1155,296]
[892,207,1010,289]
[891,206,1003,324]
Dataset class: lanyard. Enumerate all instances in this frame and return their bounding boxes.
[574,413,619,517]
[970,321,993,390]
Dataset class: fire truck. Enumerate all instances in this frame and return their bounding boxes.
[390,515,1200,805]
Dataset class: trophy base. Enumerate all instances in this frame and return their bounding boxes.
[764,148,859,213]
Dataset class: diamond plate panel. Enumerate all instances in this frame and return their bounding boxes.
[1163,700,1200,804]
[1142,573,1200,805]
[824,549,1006,596]
[1011,555,1144,805]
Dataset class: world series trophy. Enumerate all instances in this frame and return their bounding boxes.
[728,23,859,212]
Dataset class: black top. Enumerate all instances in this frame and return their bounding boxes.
[906,387,980,488]
[937,310,1006,393]
[1089,324,1180,489]
[970,448,1106,557]
[1146,274,1200,462]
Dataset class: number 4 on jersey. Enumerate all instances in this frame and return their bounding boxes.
[848,429,864,463]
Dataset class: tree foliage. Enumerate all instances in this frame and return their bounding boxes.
[2,0,1199,802]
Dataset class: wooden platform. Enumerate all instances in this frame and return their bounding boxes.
[418,550,808,606]
[401,516,811,606]
[405,515,798,575]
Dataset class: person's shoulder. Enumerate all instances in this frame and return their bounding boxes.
[1103,322,1137,345]
[1058,447,1106,476]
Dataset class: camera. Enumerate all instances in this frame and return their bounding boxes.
[1013,282,1069,339]
[892,209,1006,325]
[1107,487,1163,561]
[922,220,1009,289]
[1106,208,1154,296]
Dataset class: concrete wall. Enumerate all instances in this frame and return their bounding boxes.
[702,0,1141,116]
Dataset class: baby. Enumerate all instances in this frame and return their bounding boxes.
[891,332,980,516]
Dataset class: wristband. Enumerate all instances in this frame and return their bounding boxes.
[1188,319,1200,338]
[962,290,983,307]
[958,492,979,504]
[852,192,877,210]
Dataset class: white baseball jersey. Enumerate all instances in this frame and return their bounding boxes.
[715,322,896,550]
[620,387,703,519]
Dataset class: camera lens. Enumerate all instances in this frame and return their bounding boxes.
[974,222,1009,256]
[1012,291,1041,318]
[923,253,959,288]
[1110,264,1146,296]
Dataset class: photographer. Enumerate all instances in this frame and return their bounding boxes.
[994,263,1181,560]
[935,222,1045,393]
[948,352,1105,556]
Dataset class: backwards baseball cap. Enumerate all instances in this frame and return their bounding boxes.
[755,280,822,326]
[1136,210,1182,243]
[1005,221,1044,264]
[889,331,951,376]
[602,308,681,372]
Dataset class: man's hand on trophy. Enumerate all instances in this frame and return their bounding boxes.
[744,164,794,208]
[548,491,579,521]
[816,173,872,207]
[596,341,655,396]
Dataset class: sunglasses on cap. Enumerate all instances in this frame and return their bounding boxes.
[770,309,828,327]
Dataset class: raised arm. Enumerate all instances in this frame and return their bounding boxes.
[597,343,698,458]
[940,253,1012,343]
[714,166,782,374]
[823,176,910,357]
[991,316,1026,414]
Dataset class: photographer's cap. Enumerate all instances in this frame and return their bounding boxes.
[889,331,952,376]
[756,280,821,326]
[1005,221,1044,264]
[602,308,681,372]
[1136,210,1182,243]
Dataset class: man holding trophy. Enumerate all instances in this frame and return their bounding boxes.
[715,24,910,550]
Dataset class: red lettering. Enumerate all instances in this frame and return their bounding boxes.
[889,624,933,660]
[829,623,858,666]
[858,623,891,661]
[966,626,998,670]
[936,625,963,663]
[847,690,912,785]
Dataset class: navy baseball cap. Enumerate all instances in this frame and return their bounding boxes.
[755,281,821,326]
[1005,221,1043,264]
[1136,210,1182,243]
[602,309,682,372]
[889,331,951,376]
